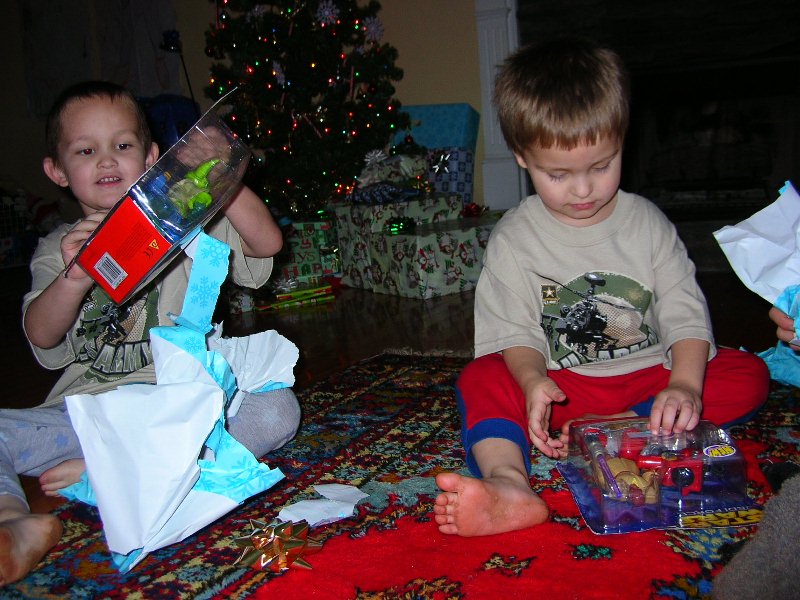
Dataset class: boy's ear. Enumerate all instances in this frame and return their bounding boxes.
[145,142,159,170]
[513,152,529,170]
[43,157,69,188]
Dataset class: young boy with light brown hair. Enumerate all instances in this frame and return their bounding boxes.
[434,37,769,537]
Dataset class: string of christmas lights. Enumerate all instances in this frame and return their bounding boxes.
[204,0,409,218]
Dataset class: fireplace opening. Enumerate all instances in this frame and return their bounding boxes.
[517,0,800,221]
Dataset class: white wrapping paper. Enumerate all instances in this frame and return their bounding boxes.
[714,181,800,304]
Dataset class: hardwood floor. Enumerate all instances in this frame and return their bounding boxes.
[0,254,776,514]
[224,284,474,389]
[1,259,775,408]
[0,267,476,409]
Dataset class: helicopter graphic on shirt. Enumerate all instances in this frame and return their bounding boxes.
[541,272,657,365]
[550,272,619,354]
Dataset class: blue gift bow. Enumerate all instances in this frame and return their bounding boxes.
[62,232,285,571]
[758,283,800,387]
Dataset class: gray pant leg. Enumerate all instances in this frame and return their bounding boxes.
[227,388,301,458]
[0,388,300,505]
[0,404,83,506]
[712,473,800,600]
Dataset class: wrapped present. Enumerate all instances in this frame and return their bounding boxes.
[369,214,500,299]
[391,104,480,205]
[347,150,430,205]
[355,151,428,188]
[227,286,256,315]
[394,103,480,152]
[427,148,475,205]
[334,195,463,289]
[274,220,340,286]
[289,221,337,254]
[62,232,293,571]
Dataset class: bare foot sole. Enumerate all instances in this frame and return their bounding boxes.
[40,459,86,497]
[433,471,548,536]
[0,513,62,586]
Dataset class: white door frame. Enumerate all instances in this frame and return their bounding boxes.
[474,0,527,210]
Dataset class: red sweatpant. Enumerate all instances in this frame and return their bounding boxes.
[455,348,769,476]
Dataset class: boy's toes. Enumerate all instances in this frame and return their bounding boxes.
[435,471,465,493]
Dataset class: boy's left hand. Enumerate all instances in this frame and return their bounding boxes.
[649,384,702,435]
[769,306,799,349]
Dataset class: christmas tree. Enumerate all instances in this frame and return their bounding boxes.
[204,0,410,218]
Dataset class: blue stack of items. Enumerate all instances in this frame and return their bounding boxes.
[395,103,480,205]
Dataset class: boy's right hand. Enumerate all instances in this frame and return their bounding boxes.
[25,211,106,349]
[61,211,106,281]
[525,377,568,459]
[176,126,232,168]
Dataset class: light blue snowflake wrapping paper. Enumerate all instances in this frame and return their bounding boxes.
[63,232,295,571]
[714,181,800,384]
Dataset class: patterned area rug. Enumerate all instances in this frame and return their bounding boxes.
[6,353,799,599]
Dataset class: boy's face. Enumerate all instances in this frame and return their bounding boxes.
[43,96,158,215]
[514,137,622,227]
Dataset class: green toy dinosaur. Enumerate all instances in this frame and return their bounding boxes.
[168,158,221,217]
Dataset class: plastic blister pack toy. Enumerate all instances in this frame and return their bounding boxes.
[72,92,250,305]
[557,417,763,534]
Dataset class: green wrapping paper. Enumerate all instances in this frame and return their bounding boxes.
[274,220,340,286]
[368,215,499,299]
[344,213,499,300]
[335,195,468,292]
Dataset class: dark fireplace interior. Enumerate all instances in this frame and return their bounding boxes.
[517,0,800,221]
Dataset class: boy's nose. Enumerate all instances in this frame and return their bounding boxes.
[97,153,118,167]
[571,176,592,198]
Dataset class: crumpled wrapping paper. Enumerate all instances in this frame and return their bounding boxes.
[714,181,800,305]
[714,181,800,385]
[207,325,299,417]
[62,232,295,571]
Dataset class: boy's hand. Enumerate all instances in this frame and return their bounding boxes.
[61,211,106,281]
[176,126,233,168]
[25,211,106,349]
[649,384,702,435]
[769,306,799,349]
[525,377,568,459]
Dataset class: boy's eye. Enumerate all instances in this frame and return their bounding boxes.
[547,172,566,183]
[594,163,611,173]
[78,148,95,156]
[117,143,133,150]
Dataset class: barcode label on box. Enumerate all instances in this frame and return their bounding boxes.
[94,253,127,289]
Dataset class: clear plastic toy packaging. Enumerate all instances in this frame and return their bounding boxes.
[557,417,763,534]
[71,93,250,305]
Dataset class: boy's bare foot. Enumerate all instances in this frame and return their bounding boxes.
[433,471,548,536]
[39,459,86,497]
[0,509,62,586]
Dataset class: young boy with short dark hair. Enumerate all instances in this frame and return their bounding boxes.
[0,81,299,584]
